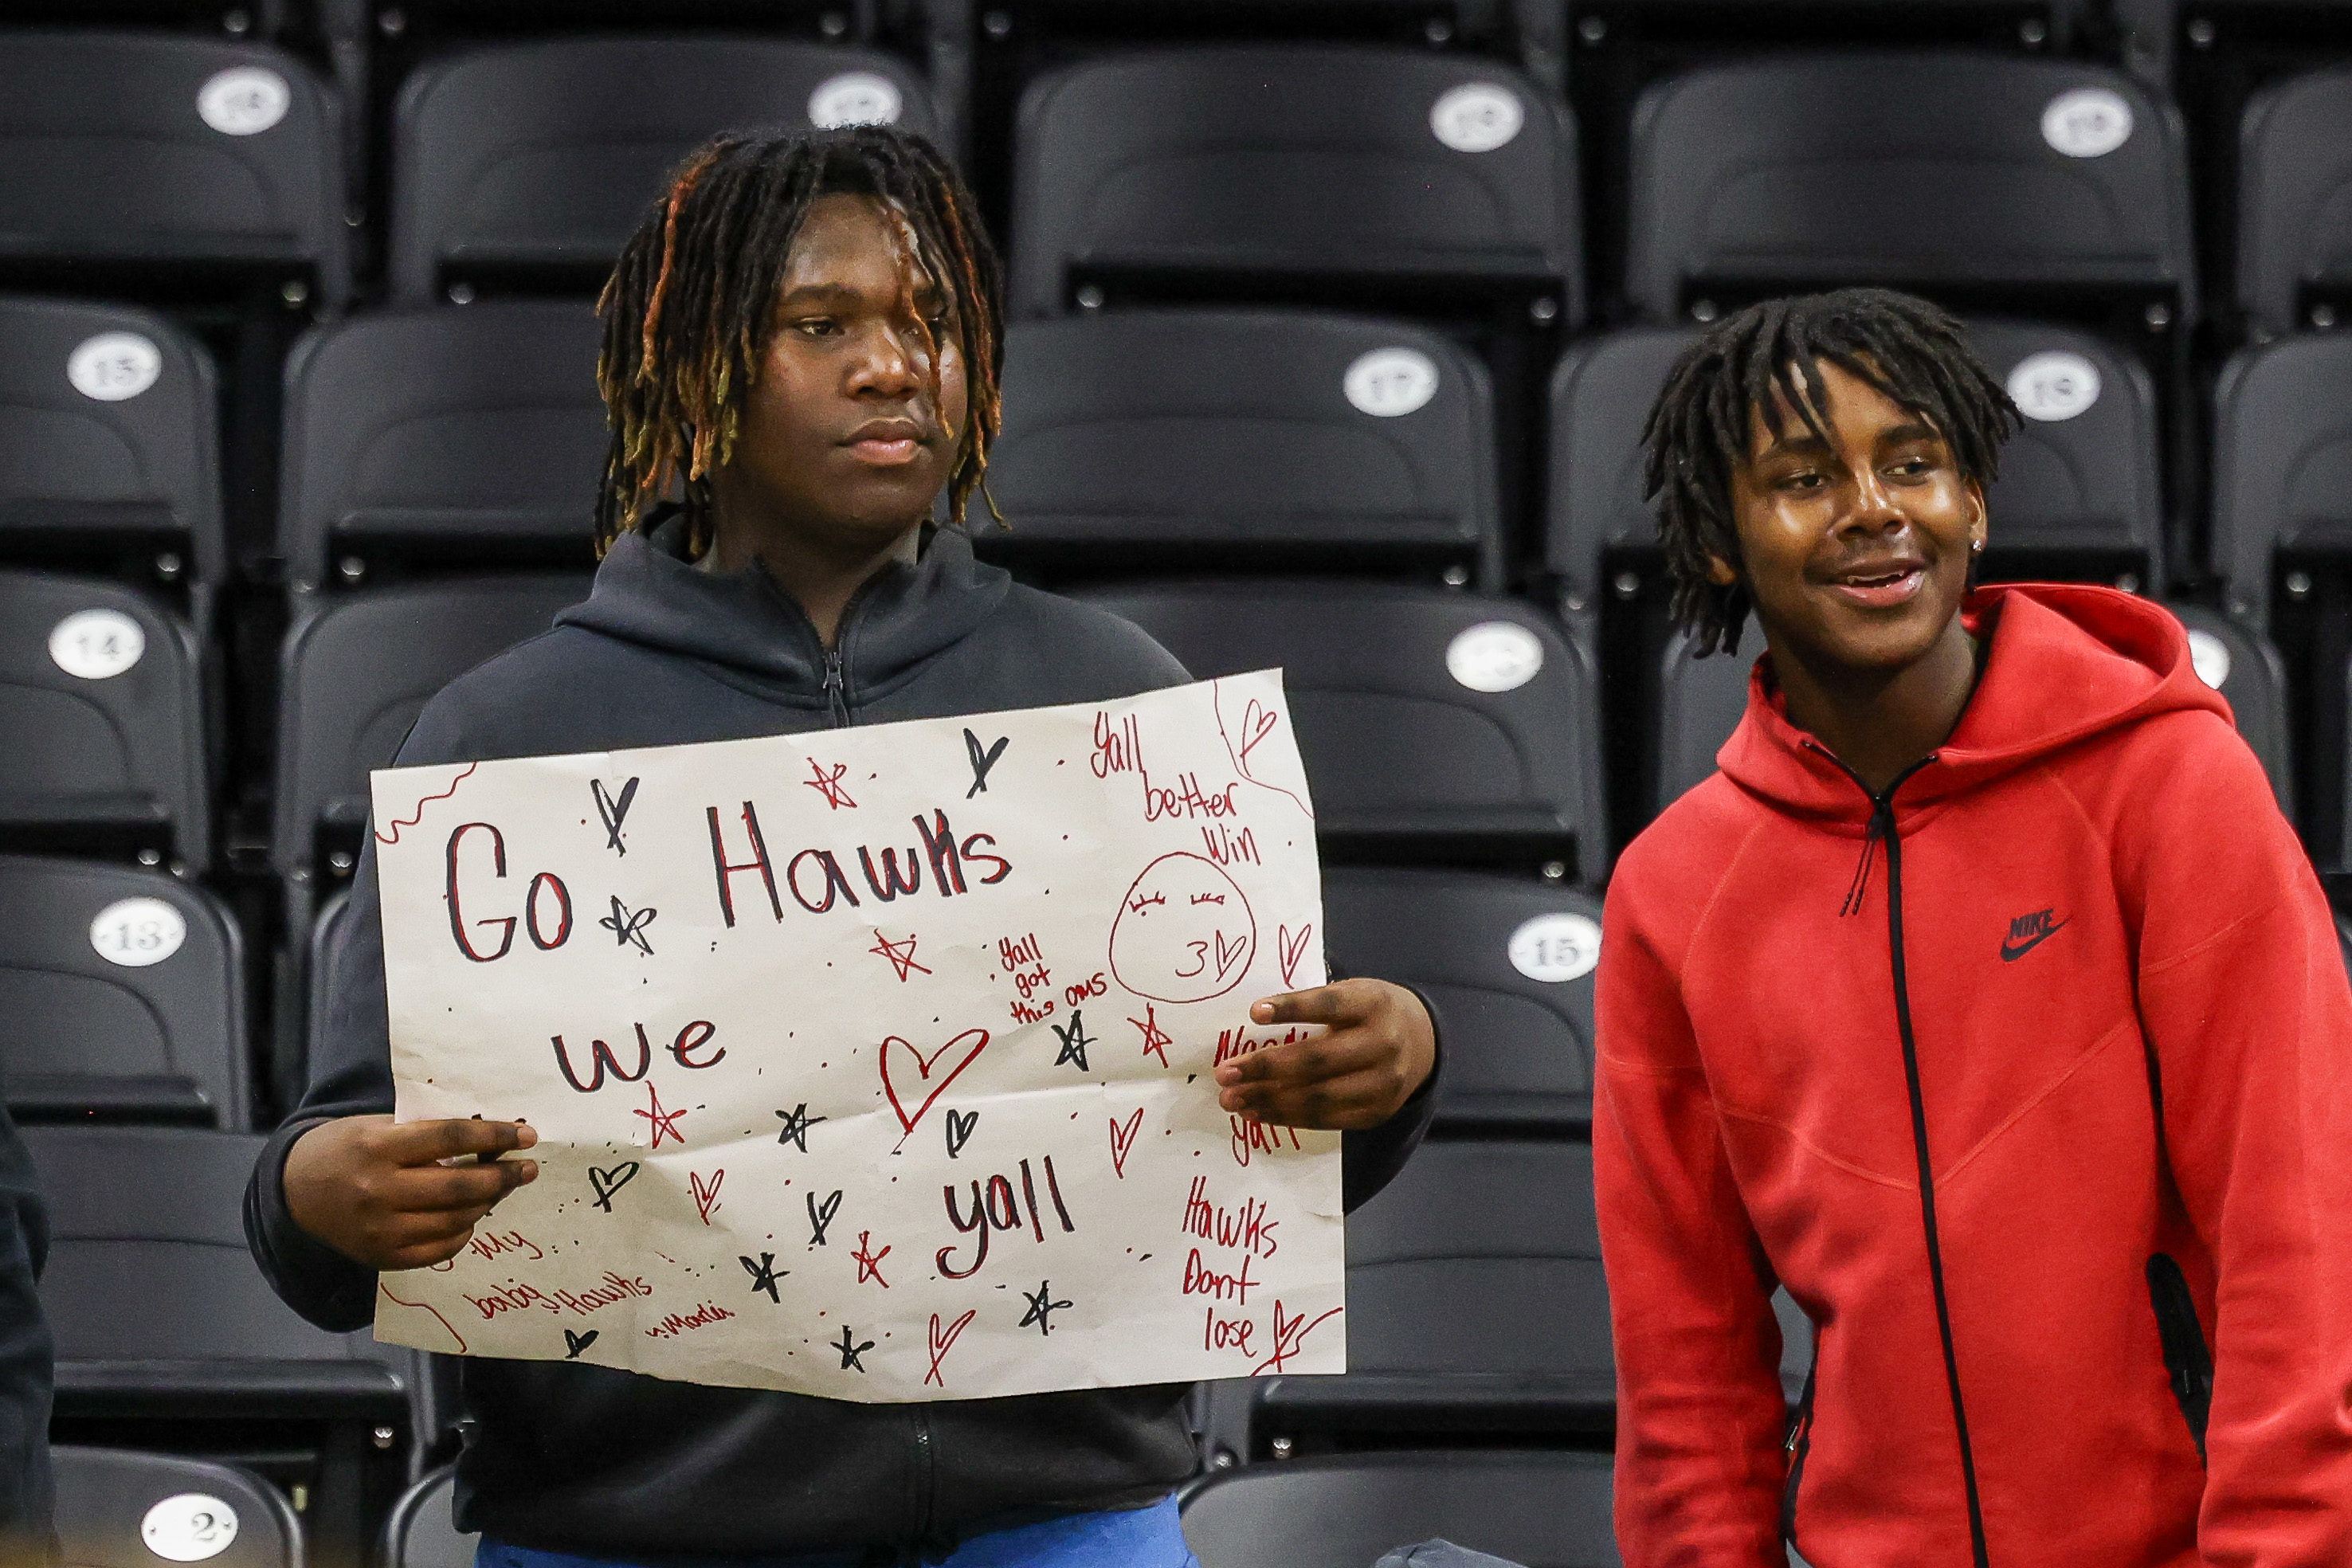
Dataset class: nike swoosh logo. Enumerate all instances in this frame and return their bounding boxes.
[1999,921,2068,962]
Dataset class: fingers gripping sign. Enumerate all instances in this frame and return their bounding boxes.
[1213,978,1436,1131]
[284,1115,540,1272]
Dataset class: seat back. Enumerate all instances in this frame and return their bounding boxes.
[989,311,1499,582]
[55,1445,298,1568]
[27,1126,405,1413]
[0,857,245,1128]
[0,570,207,868]
[2213,335,2352,628]
[0,33,343,299]
[1075,582,1603,874]
[1180,1451,1619,1568]
[0,297,222,592]
[2168,603,2291,811]
[1323,868,1600,1129]
[1011,47,1579,318]
[382,1463,476,1568]
[1338,1139,1609,1402]
[1655,634,1757,813]
[1626,55,2192,324]
[272,575,589,884]
[2238,66,2352,337]
[280,301,606,592]
[390,37,937,303]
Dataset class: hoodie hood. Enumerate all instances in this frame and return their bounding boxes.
[555,512,1011,705]
[1718,582,2232,827]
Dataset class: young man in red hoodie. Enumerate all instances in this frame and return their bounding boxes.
[1595,288,2352,1568]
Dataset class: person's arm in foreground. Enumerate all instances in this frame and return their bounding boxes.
[2121,724,2352,1567]
[1592,876,1789,1568]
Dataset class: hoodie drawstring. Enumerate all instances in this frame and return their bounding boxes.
[1839,821,1882,918]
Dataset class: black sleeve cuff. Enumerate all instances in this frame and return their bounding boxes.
[243,1116,381,1333]
[1338,982,1445,1213]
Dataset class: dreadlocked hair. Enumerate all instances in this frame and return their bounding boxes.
[1640,287,2021,657]
[594,124,1004,559]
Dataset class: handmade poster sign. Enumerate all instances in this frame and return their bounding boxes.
[368,672,1343,1401]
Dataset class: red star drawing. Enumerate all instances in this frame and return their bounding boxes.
[852,1229,892,1288]
[803,756,857,810]
[634,1080,688,1150]
[1130,1005,1172,1068]
[868,928,932,983]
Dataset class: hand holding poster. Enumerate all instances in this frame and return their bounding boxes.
[368,672,1344,1401]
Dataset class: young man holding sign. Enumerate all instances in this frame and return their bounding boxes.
[245,127,1437,1566]
[1597,290,2352,1566]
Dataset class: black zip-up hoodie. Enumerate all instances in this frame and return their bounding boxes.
[245,519,1436,1563]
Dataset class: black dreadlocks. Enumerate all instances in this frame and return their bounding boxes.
[1641,288,2021,657]
[594,125,1003,559]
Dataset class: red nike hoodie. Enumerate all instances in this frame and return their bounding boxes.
[1595,583,2352,1568]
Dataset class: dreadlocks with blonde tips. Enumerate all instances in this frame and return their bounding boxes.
[1641,288,2021,657]
[594,125,1004,559]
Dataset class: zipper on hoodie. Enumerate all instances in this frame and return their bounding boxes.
[1809,744,1993,1568]
[822,648,851,728]
[1782,1361,1819,1550]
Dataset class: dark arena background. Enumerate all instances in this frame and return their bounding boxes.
[1,0,2348,1564]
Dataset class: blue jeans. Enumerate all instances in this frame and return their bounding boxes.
[476,1495,1200,1568]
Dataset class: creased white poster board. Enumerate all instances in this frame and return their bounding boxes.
[368,672,1343,1401]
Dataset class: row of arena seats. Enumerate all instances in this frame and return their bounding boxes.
[6,853,1607,1134]
[8,296,2232,601]
[11,299,2350,873]
[61,1445,1625,1568]
[0,31,2343,331]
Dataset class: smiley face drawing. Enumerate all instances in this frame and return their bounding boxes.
[1107,853,1258,1005]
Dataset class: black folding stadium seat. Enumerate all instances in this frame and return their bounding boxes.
[1178,1451,1620,1568]
[1323,868,1601,1130]
[1652,633,1754,814]
[1625,55,2193,333]
[2170,603,2291,808]
[1074,582,1604,876]
[55,1445,300,1568]
[0,33,343,302]
[280,301,606,594]
[1196,1139,1611,1458]
[29,1126,414,1564]
[0,857,246,1128]
[0,570,207,869]
[1546,320,2166,643]
[0,298,224,607]
[382,1463,474,1568]
[2213,334,2352,630]
[273,574,587,900]
[389,38,937,304]
[987,312,1500,585]
[2239,66,2352,337]
[1010,47,1581,320]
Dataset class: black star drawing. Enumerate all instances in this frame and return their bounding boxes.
[835,1325,875,1373]
[775,1102,826,1152]
[1050,1010,1094,1072]
[598,895,657,955]
[1018,1280,1072,1337]
[740,1252,784,1303]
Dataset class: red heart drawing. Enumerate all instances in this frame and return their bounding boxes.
[925,1307,978,1387]
[1238,700,1280,769]
[1213,928,1249,980]
[880,1028,990,1135]
[1108,1107,1145,1178]
[1278,923,1313,989]
[688,1167,724,1226]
